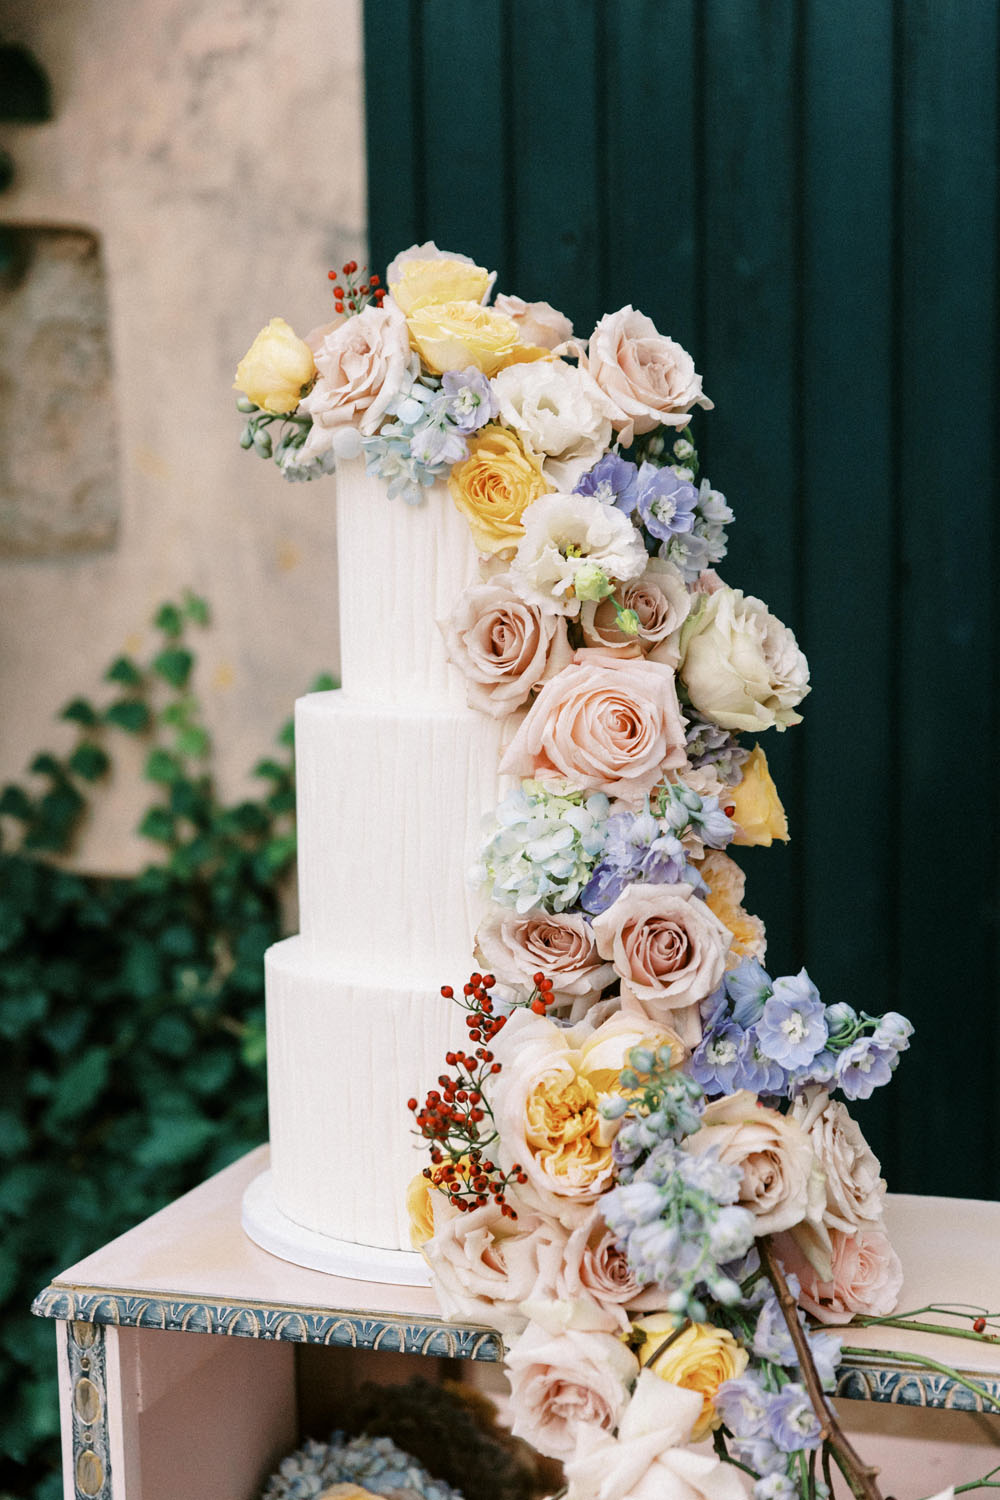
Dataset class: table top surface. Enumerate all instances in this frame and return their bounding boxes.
[33,1146,1000,1401]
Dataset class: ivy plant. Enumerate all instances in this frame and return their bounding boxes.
[0,594,330,1500]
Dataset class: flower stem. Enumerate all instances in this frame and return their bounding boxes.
[846,1315,999,1345]
[758,1236,884,1500]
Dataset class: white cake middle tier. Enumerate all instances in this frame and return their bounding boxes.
[295,688,513,974]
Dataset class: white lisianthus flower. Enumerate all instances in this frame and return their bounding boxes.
[679,586,810,732]
[510,493,648,616]
[492,360,614,489]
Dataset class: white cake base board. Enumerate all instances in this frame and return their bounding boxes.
[241,1169,431,1287]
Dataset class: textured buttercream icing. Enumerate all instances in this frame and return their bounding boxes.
[264,457,508,1251]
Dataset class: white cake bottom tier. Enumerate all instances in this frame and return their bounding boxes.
[295,689,513,976]
[265,935,465,1253]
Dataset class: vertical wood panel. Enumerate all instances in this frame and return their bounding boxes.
[364,0,422,274]
[798,1,897,1166]
[700,1,803,972]
[894,0,999,1195]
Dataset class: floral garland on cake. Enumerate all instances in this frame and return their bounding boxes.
[235,247,997,1500]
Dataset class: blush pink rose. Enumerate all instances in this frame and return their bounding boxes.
[505,1319,638,1459]
[475,906,616,1012]
[530,1204,664,1332]
[580,557,691,666]
[582,306,713,446]
[789,1092,887,1235]
[440,573,572,717]
[776,1224,904,1325]
[298,299,411,456]
[494,293,573,349]
[684,1091,826,1237]
[499,650,687,801]
[422,1193,564,1339]
[591,883,731,1038]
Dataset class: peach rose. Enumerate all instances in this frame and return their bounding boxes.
[684,1091,826,1236]
[475,907,615,1011]
[422,1192,563,1338]
[698,851,767,967]
[505,1319,638,1459]
[776,1225,903,1325]
[565,1371,750,1500]
[527,1203,660,1333]
[440,573,571,717]
[448,425,548,554]
[634,1317,749,1441]
[494,293,573,349]
[591,883,732,1037]
[789,1092,887,1235]
[580,557,691,665]
[728,746,789,846]
[581,306,713,446]
[298,299,411,455]
[499,651,687,802]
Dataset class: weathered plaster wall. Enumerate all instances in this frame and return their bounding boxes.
[0,0,365,870]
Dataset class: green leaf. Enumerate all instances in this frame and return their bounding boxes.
[105,655,143,686]
[0,989,48,1040]
[68,742,110,782]
[147,1012,194,1057]
[309,672,337,692]
[0,784,33,820]
[154,602,184,638]
[29,752,62,779]
[145,747,180,783]
[60,696,99,726]
[134,1112,215,1167]
[0,1108,30,1157]
[44,1046,111,1127]
[104,699,152,733]
[138,805,175,844]
[183,593,210,625]
[253,757,288,782]
[277,718,295,747]
[153,647,194,688]
[176,724,210,758]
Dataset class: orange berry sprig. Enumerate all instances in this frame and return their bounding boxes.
[327,259,385,317]
[407,969,557,1218]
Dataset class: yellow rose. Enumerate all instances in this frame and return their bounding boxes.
[390,256,493,315]
[233,317,316,413]
[407,300,522,376]
[525,1072,613,1195]
[448,425,548,554]
[319,1488,379,1500]
[406,1170,437,1249]
[699,850,767,966]
[729,745,789,846]
[633,1317,749,1441]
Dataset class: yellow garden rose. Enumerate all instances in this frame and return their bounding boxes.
[699,850,767,966]
[233,317,316,413]
[407,299,522,376]
[406,1170,437,1249]
[524,1073,614,1197]
[319,1488,380,1500]
[729,745,789,846]
[633,1316,749,1441]
[390,256,493,315]
[449,425,548,554]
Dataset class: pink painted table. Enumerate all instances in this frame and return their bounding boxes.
[33,1146,1000,1500]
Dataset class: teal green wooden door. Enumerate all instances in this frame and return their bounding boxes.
[364,0,999,1198]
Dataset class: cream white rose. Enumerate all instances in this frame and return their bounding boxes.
[510,493,649,616]
[684,1091,826,1236]
[582,306,714,446]
[505,1319,638,1460]
[475,906,615,1011]
[679,587,810,733]
[298,299,411,456]
[492,360,614,489]
[440,573,571,717]
[494,293,573,349]
[422,1192,563,1339]
[565,1371,750,1500]
[592,882,731,1040]
[580,557,691,665]
[790,1091,887,1234]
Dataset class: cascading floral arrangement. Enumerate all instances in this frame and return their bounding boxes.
[235,246,996,1500]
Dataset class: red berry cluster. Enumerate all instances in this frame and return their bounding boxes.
[407,970,557,1217]
[327,259,385,316]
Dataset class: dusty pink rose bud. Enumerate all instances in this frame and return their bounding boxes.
[499,650,687,802]
[591,882,731,1037]
[581,306,713,446]
[475,907,615,1011]
[440,573,572,717]
[775,1224,904,1325]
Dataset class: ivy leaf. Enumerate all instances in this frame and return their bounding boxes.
[105,655,143,686]
[154,602,184,638]
[43,1047,111,1128]
[138,805,175,844]
[105,699,152,734]
[68,743,110,782]
[176,724,210,758]
[153,647,194,689]
[254,758,288,781]
[134,1113,215,1167]
[0,990,48,1040]
[145,747,179,784]
[0,785,33,820]
[29,753,62,779]
[277,718,295,747]
[309,672,337,692]
[183,593,210,625]
[60,697,98,726]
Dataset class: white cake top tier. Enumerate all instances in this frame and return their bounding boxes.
[335,455,477,710]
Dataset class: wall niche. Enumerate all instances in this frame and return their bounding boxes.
[0,225,121,558]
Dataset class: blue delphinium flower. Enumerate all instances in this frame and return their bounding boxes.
[580,802,693,914]
[574,452,640,515]
[727,959,773,1027]
[689,1022,746,1095]
[768,1384,822,1452]
[636,461,699,542]
[660,475,734,582]
[755,972,829,1069]
[835,1036,897,1099]
[437,366,497,431]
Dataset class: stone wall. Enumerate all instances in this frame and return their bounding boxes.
[0,0,365,870]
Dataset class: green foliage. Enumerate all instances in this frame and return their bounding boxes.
[0,593,329,1498]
